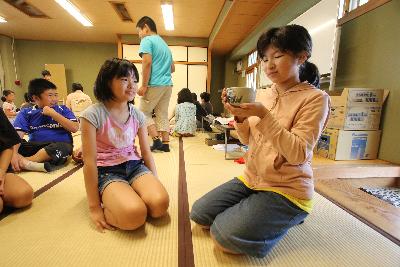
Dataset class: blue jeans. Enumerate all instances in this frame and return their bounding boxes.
[190,178,308,258]
[97,160,151,194]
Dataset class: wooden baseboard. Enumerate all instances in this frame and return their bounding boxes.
[313,165,400,179]
[315,179,400,244]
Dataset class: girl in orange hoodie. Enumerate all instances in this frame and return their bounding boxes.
[190,25,330,258]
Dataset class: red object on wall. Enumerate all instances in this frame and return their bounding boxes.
[14,80,21,86]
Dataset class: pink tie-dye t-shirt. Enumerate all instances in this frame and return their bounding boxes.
[80,103,146,166]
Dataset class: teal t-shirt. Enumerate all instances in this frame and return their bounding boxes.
[138,35,173,87]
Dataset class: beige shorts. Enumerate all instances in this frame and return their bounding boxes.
[139,86,172,132]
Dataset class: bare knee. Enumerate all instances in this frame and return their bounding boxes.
[146,193,169,218]
[6,186,34,208]
[113,203,148,230]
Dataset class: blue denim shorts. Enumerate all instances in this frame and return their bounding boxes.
[97,160,151,194]
[190,178,308,258]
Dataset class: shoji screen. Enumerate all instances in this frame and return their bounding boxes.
[170,64,188,116]
[122,44,141,60]
[188,65,207,97]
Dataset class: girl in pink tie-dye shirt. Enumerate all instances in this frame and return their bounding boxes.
[80,58,169,232]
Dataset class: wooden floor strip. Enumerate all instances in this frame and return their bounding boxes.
[315,179,400,245]
[178,137,195,267]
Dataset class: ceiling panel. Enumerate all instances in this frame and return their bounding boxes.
[0,0,225,43]
[211,0,281,55]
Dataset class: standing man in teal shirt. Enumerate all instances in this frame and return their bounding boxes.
[137,16,175,152]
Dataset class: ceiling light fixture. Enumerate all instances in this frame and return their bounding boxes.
[0,16,7,23]
[161,2,174,31]
[55,0,93,27]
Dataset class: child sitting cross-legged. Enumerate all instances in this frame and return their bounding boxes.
[11,79,79,173]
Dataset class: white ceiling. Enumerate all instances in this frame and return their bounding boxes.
[0,0,225,43]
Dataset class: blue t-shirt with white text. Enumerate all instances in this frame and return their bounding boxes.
[14,105,77,143]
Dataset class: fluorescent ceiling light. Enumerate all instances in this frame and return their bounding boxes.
[55,0,93,27]
[161,3,174,31]
[309,19,336,35]
[0,16,7,23]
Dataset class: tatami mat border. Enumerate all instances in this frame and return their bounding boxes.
[0,164,83,222]
[178,137,195,267]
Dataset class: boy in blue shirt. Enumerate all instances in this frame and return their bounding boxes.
[136,16,175,152]
[11,78,79,172]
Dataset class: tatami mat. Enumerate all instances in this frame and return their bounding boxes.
[16,133,83,191]
[0,137,179,267]
[17,160,79,192]
[184,134,400,267]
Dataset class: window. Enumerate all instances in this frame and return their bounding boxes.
[246,51,258,90]
[338,0,371,19]
[338,0,390,25]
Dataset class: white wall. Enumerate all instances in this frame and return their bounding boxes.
[290,0,339,75]
[260,0,339,88]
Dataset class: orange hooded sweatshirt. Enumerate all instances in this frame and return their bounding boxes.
[234,82,330,200]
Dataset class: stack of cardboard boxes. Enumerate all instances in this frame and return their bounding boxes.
[316,88,388,160]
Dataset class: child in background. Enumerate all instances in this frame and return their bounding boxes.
[80,58,169,232]
[200,92,213,115]
[190,25,330,258]
[41,70,51,81]
[169,88,196,137]
[66,83,93,118]
[192,92,212,132]
[0,109,33,214]
[20,92,35,110]
[2,90,18,123]
[11,79,79,173]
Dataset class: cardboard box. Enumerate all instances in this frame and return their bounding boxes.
[328,105,382,130]
[316,128,381,160]
[341,88,384,105]
[328,88,386,130]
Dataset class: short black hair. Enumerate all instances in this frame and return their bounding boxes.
[28,78,57,98]
[178,88,193,104]
[41,70,51,77]
[136,16,157,33]
[191,92,197,102]
[94,58,139,102]
[200,92,210,102]
[24,92,32,102]
[72,82,83,92]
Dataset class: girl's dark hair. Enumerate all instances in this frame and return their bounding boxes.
[177,88,193,104]
[72,82,83,92]
[94,58,139,102]
[136,16,157,33]
[200,92,210,102]
[1,89,14,102]
[257,24,320,88]
[191,92,197,102]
